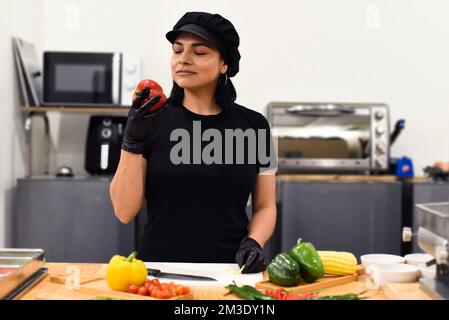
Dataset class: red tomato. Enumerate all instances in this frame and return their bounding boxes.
[127,284,139,294]
[137,286,149,296]
[150,279,160,286]
[175,285,190,295]
[136,79,162,93]
[174,285,184,295]
[132,79,167,112]
[180,286,190,295]
[264,289,317,300]
[144,279,152,288]
[151,288,161,299]
[157,289,172,299]
[149,286,158,297]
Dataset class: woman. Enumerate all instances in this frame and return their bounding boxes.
[110,12,277,273]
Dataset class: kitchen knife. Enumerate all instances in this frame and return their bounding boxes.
[147,268,217,281]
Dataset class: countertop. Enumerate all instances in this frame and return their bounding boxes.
[15,262,406,300]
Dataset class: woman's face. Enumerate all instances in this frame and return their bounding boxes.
[171,32,227,91]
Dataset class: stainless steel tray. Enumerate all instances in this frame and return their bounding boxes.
[0,248,44,259]
[0,249,45,300]
[416,202,449,238]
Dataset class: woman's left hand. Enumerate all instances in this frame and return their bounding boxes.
[235,236,266,273]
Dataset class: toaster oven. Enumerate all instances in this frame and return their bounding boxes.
[267,102,390,173]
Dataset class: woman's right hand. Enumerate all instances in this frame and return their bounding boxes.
[121,87,164,154]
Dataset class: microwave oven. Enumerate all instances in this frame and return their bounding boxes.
[267,102,391,173]
[42,51,140,106]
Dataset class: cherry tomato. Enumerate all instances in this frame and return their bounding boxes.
[149,286,158,297]
[137,286,149,296]
[127,284,139,294]
[144,279,151,288]
[150,279,160,286]
[175,285,190,295]
[180,286,190,295]
[157,289,172,299]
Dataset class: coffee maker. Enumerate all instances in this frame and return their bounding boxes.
[85,116,127,175]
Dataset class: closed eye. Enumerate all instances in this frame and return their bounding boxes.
[173,50,207,56]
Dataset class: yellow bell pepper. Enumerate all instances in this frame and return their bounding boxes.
[106,251,148,291]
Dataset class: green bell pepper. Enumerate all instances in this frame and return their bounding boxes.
[289,238,324,283]
[267,253,301,287]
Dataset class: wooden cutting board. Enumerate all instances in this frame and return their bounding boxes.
[35,285,193,300]
[35,265,193,300]
[383,283,432,300]
[256,273,358,293]
[255,266,364,293]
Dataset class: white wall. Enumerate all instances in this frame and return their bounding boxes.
[0,0,45,247]
[41,0,448,174]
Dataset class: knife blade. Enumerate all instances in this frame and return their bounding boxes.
[147,268,217,281]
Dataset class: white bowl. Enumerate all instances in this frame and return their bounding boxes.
[361,254,405,272]
[369,263,419,286]
[404,253,434,266]
[418,264,436,279]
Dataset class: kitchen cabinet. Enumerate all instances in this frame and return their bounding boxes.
[278,179,403,258]
[15,175,427,264]
[13,176,282,264]
[13,176,135,263]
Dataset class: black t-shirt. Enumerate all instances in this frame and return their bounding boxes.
[139,101,276,263]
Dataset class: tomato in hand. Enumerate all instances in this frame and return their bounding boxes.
[132,79,167,112]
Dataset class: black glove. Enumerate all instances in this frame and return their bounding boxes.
[235,236,266,274]
[121,87,164,154]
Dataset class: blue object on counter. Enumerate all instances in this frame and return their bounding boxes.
[395,156,414,177]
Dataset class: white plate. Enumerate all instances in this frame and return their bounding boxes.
[404,253,433,266]
[418,264,436,279]
[369,263,419,286]
[361,254,405,272]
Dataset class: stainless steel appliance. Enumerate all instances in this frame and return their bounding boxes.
[0,249,46,300]
[42,51,140,106]
[414,203,449,299]
[267,102,390,173]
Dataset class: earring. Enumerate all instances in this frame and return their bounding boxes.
[220,73,228,86]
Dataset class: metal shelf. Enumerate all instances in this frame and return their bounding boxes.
[21,106,129,114]
[21,106,129,176]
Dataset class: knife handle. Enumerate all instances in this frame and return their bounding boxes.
[147,268,161,276]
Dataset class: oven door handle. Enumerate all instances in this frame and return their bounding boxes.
[285,105,355,116]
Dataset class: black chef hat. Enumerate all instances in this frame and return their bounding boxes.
[166,12,241,77]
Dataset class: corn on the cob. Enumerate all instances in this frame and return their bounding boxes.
[317,251,358,275]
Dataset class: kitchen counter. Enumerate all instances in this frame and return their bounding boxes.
[276,174,424,183]
[16,262,432,300]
